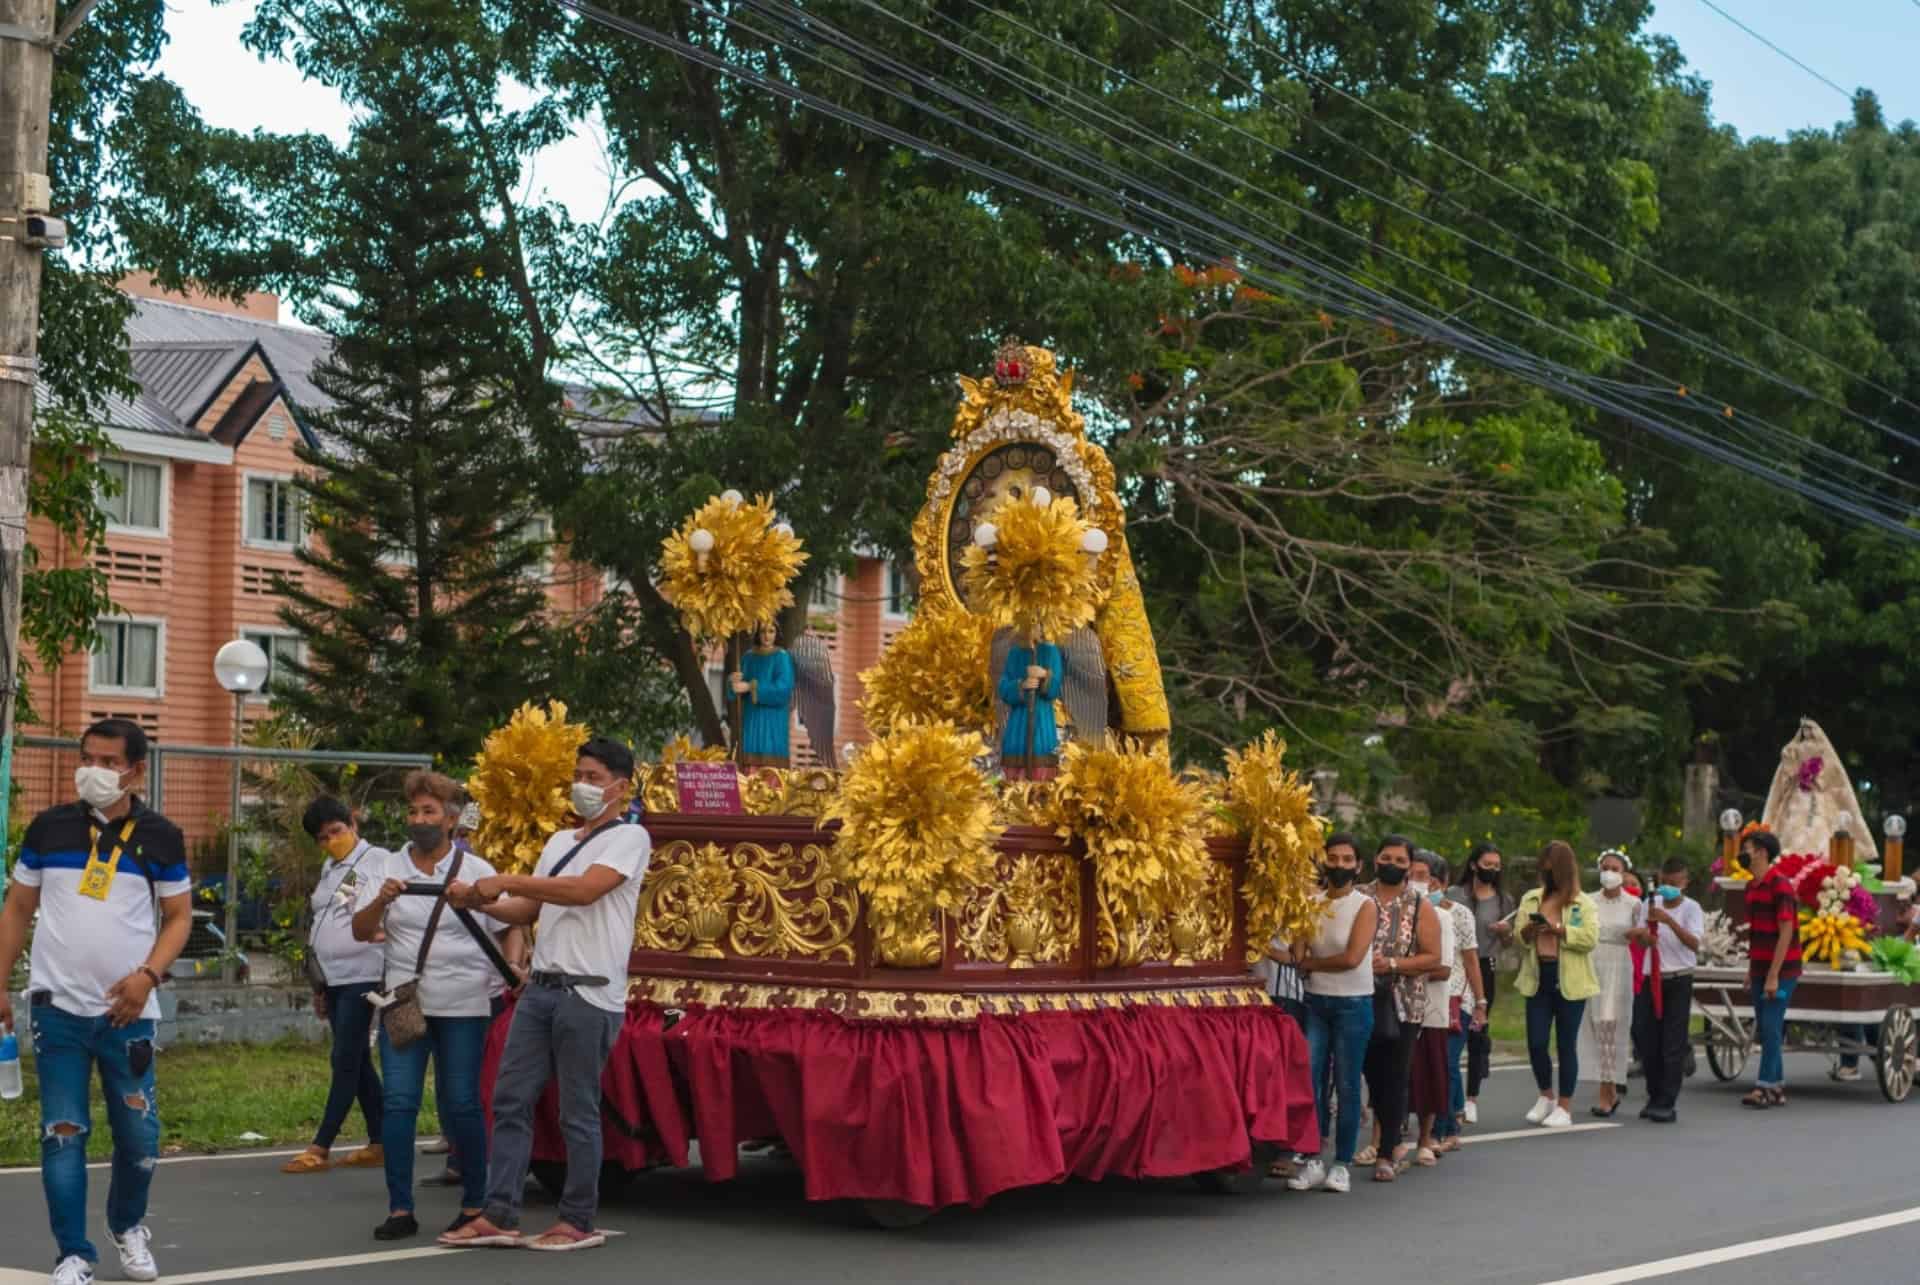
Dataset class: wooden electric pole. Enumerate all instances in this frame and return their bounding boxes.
[0,0,56,764]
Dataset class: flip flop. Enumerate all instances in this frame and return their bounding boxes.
[524,1227,607,1252]
[279,1150,331,1174]
[437,1220,524,1249]
[1414,1147,1437,1167]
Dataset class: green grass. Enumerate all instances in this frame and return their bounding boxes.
[0,1038,438,1167]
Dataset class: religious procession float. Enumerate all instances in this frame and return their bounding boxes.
[1696,718,1918,1101]
[470,343,1323,1223]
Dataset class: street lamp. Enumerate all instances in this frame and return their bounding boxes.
[213,639,270,983]
[1718,808,1743,876]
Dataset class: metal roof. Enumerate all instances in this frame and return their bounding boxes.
[125,297,335,413]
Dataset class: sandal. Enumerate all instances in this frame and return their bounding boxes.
[1740,1089,1771,1109]
[1353,1145,1378,1166]
[1767,1088,1787,1107]
[525,1224,607,1252]
[280,1149,331,1174]
[337,1144,384,1168]
[1267,1158,1296,1180]
[1414,1147,1437,1167]
[1371,1162,1396,1183]
[438,1216,524,1249]
[1436,1137,1461,1154]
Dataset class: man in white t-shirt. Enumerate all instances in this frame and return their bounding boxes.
[441,737,651,1253]
[0,718,191,1285]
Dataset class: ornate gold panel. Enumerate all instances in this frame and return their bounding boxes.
[628,973,1269,1021]
[634,839,857,964]
[1096,861,1233,968]
[957,853,1081,968]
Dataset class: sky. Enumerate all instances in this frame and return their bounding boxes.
[144,0,1920,291]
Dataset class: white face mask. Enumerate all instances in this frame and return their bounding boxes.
[1407,880,1430,897]
[75,765,128,811]
[570,781,608,819]
[1599,869,1625,891]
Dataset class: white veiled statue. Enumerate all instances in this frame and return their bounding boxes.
[1760,718,1879,866]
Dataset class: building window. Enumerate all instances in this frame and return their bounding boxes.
[98,457,166,534]
[516,514,553,580]
[810,575,839,609]
[885,561,913,616]
[241,629,303,700]
[245,476,301,547]
[90,618,163,696]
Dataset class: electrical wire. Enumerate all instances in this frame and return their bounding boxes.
[550,0,1920,542]
[1695,0,1855,102]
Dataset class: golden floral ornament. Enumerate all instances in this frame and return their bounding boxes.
[658,491,806,642]
[1224,731,1330,955]
[821,718,1001,933]
[466,701,590,875]
[857,598,998,737]
[1045,738,1211,923]
[958,493,1099,644]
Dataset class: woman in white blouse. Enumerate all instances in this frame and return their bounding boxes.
[1578,849,1639,1117]
[350,772,500,1243]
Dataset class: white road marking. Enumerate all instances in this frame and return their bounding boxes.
[0,1141,408,1177]
[1459,1123,1618,1144]
[0,1231,631,1284]
[1535,1204,1920,1284]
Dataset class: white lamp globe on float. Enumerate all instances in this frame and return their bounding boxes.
[1080,528,1109,555]
[720,489,745,507]
[689,527,716,571]
[1887,815,1908,839]
[1719,808,1743,833]
[1029,485,1052,508]
[973,522,998,549]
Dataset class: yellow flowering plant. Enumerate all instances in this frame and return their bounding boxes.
[466,701,590,874]
[658,492,807,641]
[1224,731,1329,952]
[1045,738,1212,921]
[822,718,1001,926]
[858,599,998,736]
[958,494,1099,643]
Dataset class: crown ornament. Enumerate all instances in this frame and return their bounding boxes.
[993,337,1030,387]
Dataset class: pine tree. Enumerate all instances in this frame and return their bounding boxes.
[274,50,563,761]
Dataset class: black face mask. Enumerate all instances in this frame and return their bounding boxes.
[1375,864,1408,887]
[1322,865,1358,889]
[408,823,447,853]
[1474,865,1500,884]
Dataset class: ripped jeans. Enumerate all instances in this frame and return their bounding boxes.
[31,1000,161,1265]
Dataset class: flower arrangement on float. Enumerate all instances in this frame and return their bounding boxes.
[658,490,806,642]
[1770,853,1875,968]
[858,600,998,738]
[1223,730,1330,954]
[1043,737,1211,923]
[466,700,589,874]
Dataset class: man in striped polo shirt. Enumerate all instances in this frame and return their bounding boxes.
[1740,830,1800,1109]
[0,718,192,1285]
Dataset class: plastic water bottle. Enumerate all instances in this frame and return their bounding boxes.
[0,1023,22,1101]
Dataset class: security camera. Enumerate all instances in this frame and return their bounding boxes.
[23,215,67,251]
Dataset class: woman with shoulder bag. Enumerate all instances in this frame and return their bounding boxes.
[1515,840,1601,1129]
[350,772,500,1242]
[1355,835,1442,1182]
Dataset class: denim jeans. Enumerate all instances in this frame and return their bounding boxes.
[1437,1009,1470,1139]
[378,1015,490,1213]
[484,982,623,1231]
[1751,975,1801,1088]
[1838,1022,1878,1071]
[1302,992,1374,1165]
[1525,960,1588,1098]
[314,983,383,1150]
[31,1002,161,1265]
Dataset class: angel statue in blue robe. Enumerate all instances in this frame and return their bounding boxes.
[728,619,837,769]
[992,626,1109,780]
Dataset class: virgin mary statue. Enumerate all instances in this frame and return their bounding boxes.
[1760,719,1879,866]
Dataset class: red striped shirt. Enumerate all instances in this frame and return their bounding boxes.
[1746,867,1802,982]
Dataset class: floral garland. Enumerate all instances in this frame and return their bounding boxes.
[1222,731,1328,951]
[1044,738,1212,922]
[821,718,1001,926]
[1796,755,1824,793]
[1787,856,1874,966]
[466,700,590,875]
[658,492,807,642]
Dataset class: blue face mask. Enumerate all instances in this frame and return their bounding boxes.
[1657,885,1683,903]
[1428,891,1447,906]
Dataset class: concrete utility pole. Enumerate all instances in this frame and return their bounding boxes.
[0,0,57,773]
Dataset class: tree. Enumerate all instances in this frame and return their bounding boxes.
[271,36,566,763]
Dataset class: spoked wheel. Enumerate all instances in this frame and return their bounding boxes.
[1705,1025,1749,1082]
[1191,1141,1281,1195]
[862,1200,935,1229]
[1875,1006,1915,1103]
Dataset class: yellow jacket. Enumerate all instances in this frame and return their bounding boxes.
[1512,887,1601,1001]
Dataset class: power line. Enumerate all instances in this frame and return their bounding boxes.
[1152,0,1920,431]
[551,0,1920,543]
[1695,0,1855,102]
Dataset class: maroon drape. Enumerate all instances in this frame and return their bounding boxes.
[479,996,1316,1210]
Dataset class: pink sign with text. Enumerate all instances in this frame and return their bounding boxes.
[676,761,743,815]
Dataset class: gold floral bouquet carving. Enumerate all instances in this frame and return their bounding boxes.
[466,701,589,874]
[1224,731,1331,963]
[820,718,1001,968]
[635,840,856,963]
[957,853,1081,969]
[1045,739,1212,966]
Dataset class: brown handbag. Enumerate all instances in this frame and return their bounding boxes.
[382,850,464,1049]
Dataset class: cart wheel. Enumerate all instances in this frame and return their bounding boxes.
[1192,1141,1280,1195]
[1705,1028,1748,1082]
[862,1201,935,1229]
[1876,1006,1915,1103]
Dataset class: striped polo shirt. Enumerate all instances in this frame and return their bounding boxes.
[1745,866,1803,983]
[12,799,190,1020]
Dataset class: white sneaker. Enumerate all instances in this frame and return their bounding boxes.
[1542,1106,1573,1129]
[1463,1100,1478,1125]
[51,1256,94,1285]
[112,1225,158,1282]
[1524,1096,1554,1124]
[1286,1158,1326,1192]
[1324,1163,1351,1194]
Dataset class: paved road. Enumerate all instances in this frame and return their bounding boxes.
[3,1050,1920,1284]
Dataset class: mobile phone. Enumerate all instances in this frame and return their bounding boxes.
[1528,912,1548,925]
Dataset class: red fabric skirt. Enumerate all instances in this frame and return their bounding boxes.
[1409,1025,1451,1116]
[480,995,1318,1210]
